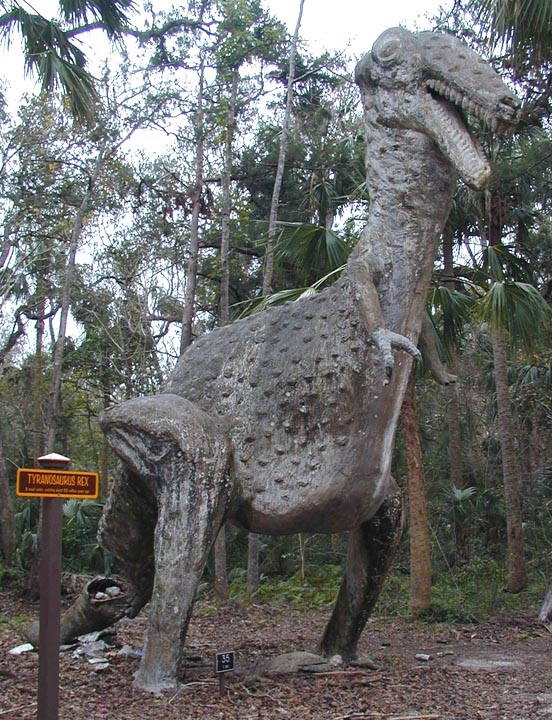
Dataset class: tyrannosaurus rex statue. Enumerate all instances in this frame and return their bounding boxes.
[54,28,520,691]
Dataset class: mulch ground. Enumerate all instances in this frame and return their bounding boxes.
[1,585,551,719]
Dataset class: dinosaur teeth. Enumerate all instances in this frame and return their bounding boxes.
[425,80,513,136]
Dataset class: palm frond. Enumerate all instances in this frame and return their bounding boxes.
[61,0,137,37]
[235,287,310,317]
[477,0,552,63]
[63,498,103,528]
[482,243,533,283]
[234,266,345,319]
[476,280,552,350]
[273,221,351,277]
[515,361,552,387]
[428,285,475,345]
[451,485,477,503]
[44,54,99,124]
[0,9,86,69]
[0,7,98,123]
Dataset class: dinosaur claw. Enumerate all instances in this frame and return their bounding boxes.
[372,328,420,381]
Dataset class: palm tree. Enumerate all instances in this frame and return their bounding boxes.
[477,0,552,64]
[476,246,551,591]
[0,0,136,123]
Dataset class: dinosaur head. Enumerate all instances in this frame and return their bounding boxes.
[355,27,520,190]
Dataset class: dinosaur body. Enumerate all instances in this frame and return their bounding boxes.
[166,276,391,534]
[56,28,520,692]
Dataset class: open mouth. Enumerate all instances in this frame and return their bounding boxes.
[425,79,519,136]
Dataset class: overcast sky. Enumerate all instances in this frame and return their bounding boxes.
[1,0,449,107]
[263,0,450,58]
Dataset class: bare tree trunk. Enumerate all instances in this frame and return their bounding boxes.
[539,581,552,622]
[213,530,228,601]
[100,372,111,501]
[0,315,25,366]
[0,431,16,564]
[401,372,432,615]
[180,55,206,354]
[262,0,304,294]
[219,71,238,325]
[443,226,467,562]
[45,141,108,451]
[212,71,240,602]
[492,328,528,592]
[246,533,260,594]
[32,299,46,463]
[26,304,46,597]
[485,189,527,592]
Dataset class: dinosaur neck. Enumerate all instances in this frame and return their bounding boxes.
[357,125,457,336]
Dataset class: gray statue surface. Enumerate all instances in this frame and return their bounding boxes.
[53,28,520,692]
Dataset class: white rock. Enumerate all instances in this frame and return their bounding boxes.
[9,643,34,655]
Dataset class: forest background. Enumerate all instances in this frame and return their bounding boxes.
[0,0,551,622]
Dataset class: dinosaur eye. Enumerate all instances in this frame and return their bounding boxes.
[372,35,402,66]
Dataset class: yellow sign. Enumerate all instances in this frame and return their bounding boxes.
[16,468,99,499]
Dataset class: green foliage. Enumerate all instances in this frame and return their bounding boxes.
[0,561,19,589]
[475,279,551,350]
[271,222,351,286]
[429,557,547,622]
[62,499,107,573]
[378,556,548,622]
[13,498,39,571]
[207,552,549,625]
[476,0,552,65]
[0,609,30,638]
[226,563,343,608]
[12,497,107,574]
[235,265,345,318]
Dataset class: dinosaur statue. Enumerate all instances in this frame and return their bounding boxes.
[52,28,520,692]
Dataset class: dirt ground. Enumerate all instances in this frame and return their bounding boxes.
[1,586,551,720]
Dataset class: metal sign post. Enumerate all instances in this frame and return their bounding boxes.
[15,453,99,720]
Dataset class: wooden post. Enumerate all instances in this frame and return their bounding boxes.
[38,496,63,720]
[36,453,70,720]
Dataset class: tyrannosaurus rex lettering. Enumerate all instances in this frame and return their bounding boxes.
[52,28,520,692]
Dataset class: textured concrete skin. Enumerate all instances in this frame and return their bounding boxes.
[61,28,520,692]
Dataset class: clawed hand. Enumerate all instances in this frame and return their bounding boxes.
[371,328,421,383]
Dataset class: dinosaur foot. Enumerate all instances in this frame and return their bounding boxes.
[266,651,343,675]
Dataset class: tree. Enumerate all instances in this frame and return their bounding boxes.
[262,0,304,294]
[401,372,432,615]
[441,224,470,561]
[476,248,551,591]
[0,430,16,563]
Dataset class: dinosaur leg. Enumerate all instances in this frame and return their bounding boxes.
[135,459,230,692]
[98,394,234,692]
[318,482,403,660]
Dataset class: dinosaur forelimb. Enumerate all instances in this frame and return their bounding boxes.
[371,328,421,381]
[418,315,457,386]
